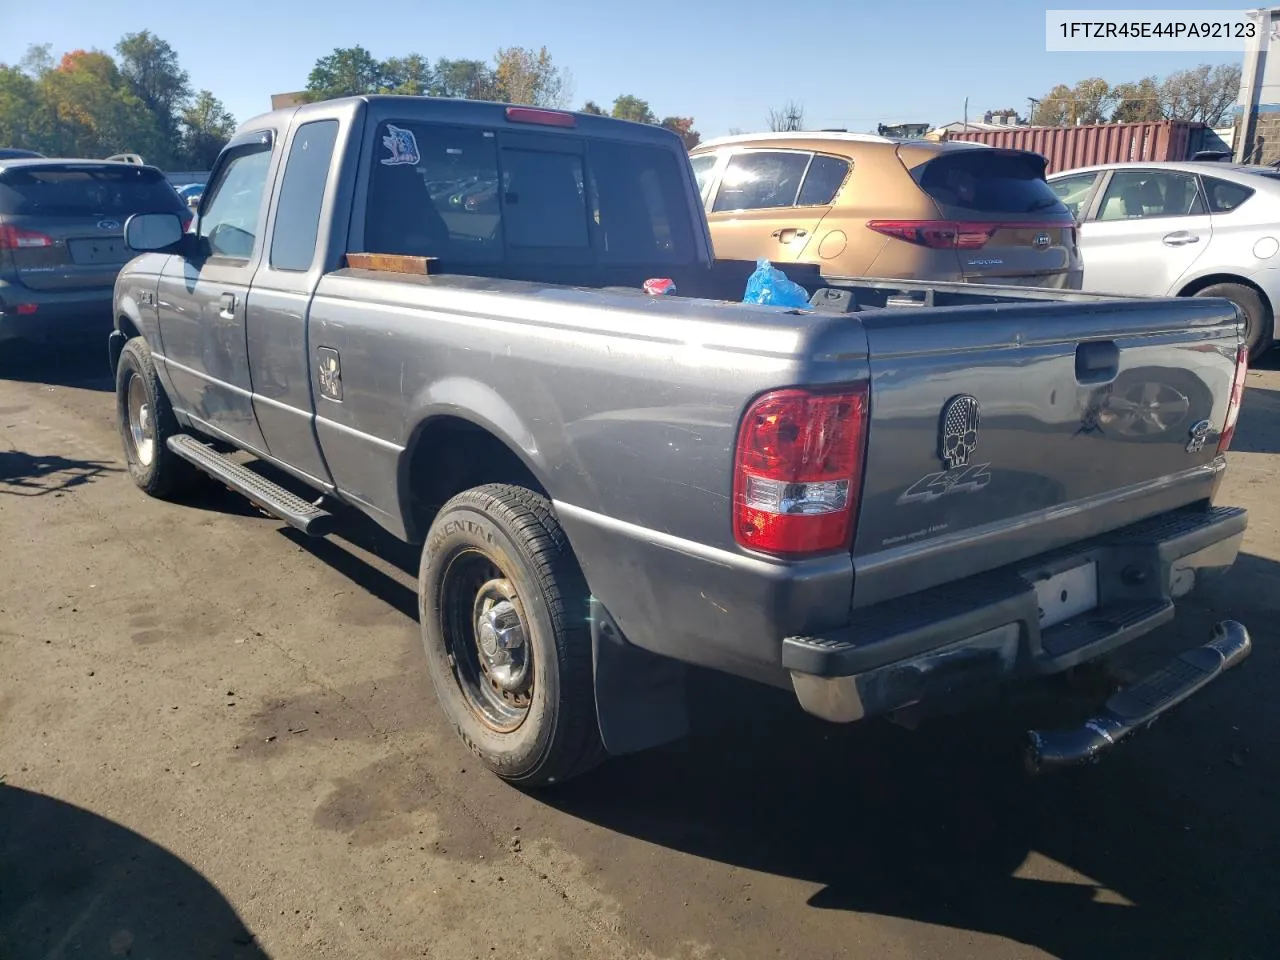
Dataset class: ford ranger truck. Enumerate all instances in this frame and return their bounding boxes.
[108,95,1252,786]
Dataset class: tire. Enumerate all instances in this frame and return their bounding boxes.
[418,483,605,787]
[115,336,200,498]
[1192,282,1272,362]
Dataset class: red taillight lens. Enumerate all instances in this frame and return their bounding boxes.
[1217,345,1248,455]
[867,220,997,249]
[505,106,576,128]
[0,225,54,250]
[733,385,870,556]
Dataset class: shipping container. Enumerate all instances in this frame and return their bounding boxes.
[945,121,1213,175]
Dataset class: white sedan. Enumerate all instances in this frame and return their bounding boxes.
[1048,161,1280,360]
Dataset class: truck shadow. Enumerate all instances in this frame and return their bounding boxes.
[544,552,1278,959]
[1231,380,1280,453]
[0,785,269,958]
[0,341,113,392]
[0,449,117,497]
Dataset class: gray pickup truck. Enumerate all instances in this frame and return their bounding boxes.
[110,95,1252,786]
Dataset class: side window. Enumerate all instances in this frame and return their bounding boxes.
[1202,176,1256,213]
[270,120,339,271]
[689,154,718,202]
[797,155,850,206]
[199,143,273,260]
[1048,172,1099,219]
[1096,170,1205,222]
[712,151,810,212]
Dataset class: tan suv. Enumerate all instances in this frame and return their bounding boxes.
[688,132,1083,288]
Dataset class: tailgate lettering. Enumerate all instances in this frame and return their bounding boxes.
[897,462,992,505]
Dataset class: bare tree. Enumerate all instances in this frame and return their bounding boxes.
[1159,64,1241,126]
[767,101,804,132]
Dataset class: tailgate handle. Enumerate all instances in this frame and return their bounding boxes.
[1075,340,1119,384]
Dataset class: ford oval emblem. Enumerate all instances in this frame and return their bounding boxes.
[98,219,121,231]
[1033,233,1051,249]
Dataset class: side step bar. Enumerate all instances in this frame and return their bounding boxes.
[167,434,335,537]
[1025,620,1252,774]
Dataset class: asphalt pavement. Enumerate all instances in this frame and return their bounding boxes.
[2,342,1277,960]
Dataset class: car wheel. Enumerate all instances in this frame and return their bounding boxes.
[418,483,605,787]
[1192,282,1272,362]
[115,336,200,498]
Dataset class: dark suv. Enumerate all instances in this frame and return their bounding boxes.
[0,158,191,346]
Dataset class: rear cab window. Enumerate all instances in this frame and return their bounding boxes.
[0,165,187,218]
[914,150,1067,216]
[361,118,697,267]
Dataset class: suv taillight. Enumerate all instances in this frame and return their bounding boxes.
[0,226,54,250]
[733,385,870,556]
[1218,345,1248,455]
[867,220,998,249]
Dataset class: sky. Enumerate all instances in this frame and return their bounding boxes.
[0,0,1244,137]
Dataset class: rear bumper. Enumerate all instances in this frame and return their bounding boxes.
[785,504,1246,723]
[0,280,112,343]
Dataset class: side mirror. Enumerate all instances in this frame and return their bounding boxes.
[124,212,184,252]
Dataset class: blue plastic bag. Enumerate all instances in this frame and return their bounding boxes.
[741,258,811,309]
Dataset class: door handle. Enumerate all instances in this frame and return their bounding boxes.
[771,228,808,243]
[1075,339,1119,384]
[1163,231,1200,246]
[219,292,236,318]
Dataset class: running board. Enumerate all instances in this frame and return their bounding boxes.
[1024,620,1252,774]
[167,434,335,537]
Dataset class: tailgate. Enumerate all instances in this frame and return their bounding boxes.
[850,296,1241,607]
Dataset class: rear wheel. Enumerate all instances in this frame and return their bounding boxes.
[418,484,605,787]
[115,337,200,498]
[1191,282,1272,362]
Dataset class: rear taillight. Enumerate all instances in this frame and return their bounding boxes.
[0,226,54,250]
[733,385,870,556]
[866,220,1065,251]
[1217,345,1248,455]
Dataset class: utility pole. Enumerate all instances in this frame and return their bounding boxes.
[1027,97,1040,124]
[963,97,968,132]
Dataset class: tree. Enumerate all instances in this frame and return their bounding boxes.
[115,32,191,135]
[767,101,804,132]
[1159,64,1241,126]
[1111,76,1163,123]
[491,46,571,107]
[39,50,166,160]
[579,100,605,115]
[611,94,655,124]
[0,65,57,152]
[1030,78,1114,126]
[180,90,236,168]
[430,58,493,99]
[660,115,700,150]
[18,43,54,79]
[382,54,431,96]
[304,46,385,102]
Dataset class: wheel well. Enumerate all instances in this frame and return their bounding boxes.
[1178,274,1273,317]
[118,315,141,341]
[404,416,548,541]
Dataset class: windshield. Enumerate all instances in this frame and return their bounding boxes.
[0,166,185,217]
[915,151,1068,215]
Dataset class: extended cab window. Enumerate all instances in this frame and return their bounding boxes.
[363,120,696,266]
[200,143,273,259]
[270,120,339,271]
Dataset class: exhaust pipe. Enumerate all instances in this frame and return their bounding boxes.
[1025,620,1251,774]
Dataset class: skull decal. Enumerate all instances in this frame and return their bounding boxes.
[939,394,981,469]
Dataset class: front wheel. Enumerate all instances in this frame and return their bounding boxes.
[418,484,605,787]
[115,337,200,498]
